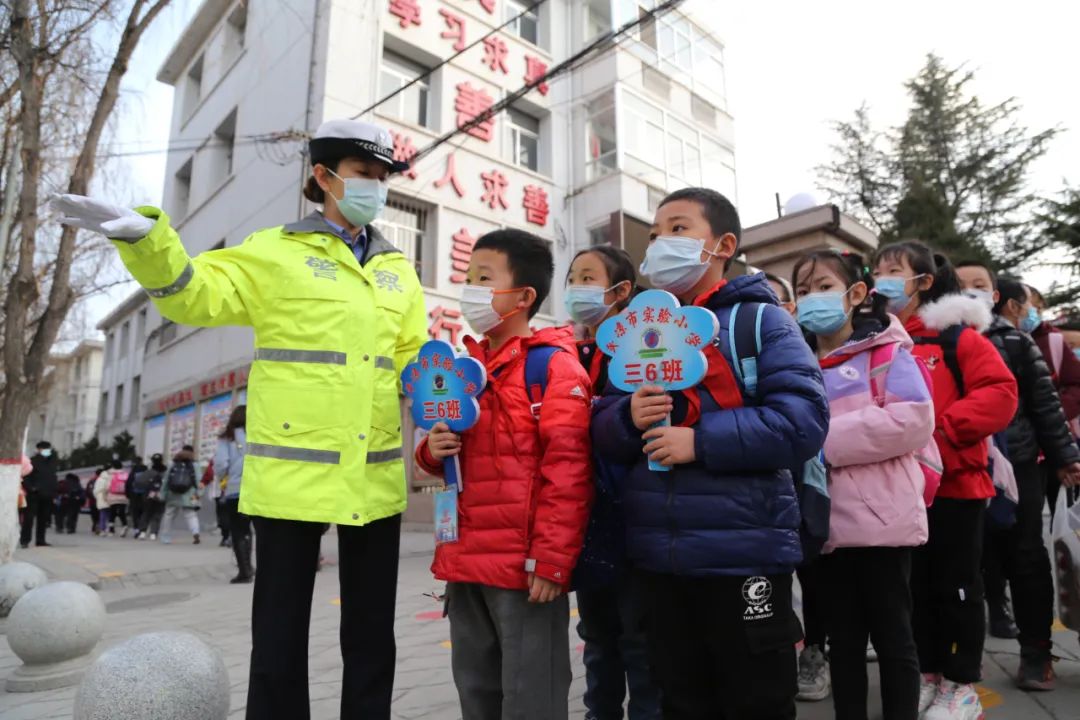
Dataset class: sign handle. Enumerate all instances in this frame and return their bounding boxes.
[647,413,672,473]
[443,455,463,492]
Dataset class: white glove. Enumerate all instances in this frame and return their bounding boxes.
[50,194,154,241]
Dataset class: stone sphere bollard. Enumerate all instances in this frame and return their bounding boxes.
[6,581,105,691]
[74,631,230,720]
[0,561,48,618]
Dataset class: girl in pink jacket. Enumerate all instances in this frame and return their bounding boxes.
[792,250,935,720]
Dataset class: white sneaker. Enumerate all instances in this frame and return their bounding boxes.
[919,674,941,715]
[923,680,983,720]
[796,645,830,701]
[149,533,157,541]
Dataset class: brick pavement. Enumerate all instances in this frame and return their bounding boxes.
[1,528,1078,719]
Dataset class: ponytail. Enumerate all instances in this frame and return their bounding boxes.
[873,241,959,307]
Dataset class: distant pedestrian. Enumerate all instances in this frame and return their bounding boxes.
[20,441,59,548]
[126,458,152,536]
[86,469,102,535]
[215,405,252,583]
[202,459,230,547]
[161,445,201,545]
[59,473,84,534]
[96,459,130,536]
[136,454,168,540]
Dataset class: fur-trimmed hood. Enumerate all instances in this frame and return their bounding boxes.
[918,294,993,333]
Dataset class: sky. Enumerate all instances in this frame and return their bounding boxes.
[86,0,1080,331]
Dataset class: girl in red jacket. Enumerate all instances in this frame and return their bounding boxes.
[873,241,1018,720]
[419,229,593,720]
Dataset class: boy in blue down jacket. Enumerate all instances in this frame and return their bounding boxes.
[592,188,829,720]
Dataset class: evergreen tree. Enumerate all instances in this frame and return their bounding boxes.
[819,54,1059,270]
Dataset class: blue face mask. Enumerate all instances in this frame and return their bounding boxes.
[565,284,620,327]
[1073,348,1080,362]
[639,235,721,295]
[797,291,851,336]
[1020,307,1041,334]
[328,169,388,227]
[874,275,923,314]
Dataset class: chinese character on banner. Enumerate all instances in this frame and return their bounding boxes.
[477,0,495,13]
[482,36,509,74]
[449,228,476,283]
[434,153,466,197]
[523,185,549,226]
[388,0,421,28]
[455,83,495,141]
[429,306,464,347]
[523,56,550,96]
[438,8,466,51]
[391,131,418,179]
[481,170,509,210]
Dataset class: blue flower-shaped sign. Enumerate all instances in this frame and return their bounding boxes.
[596,289,719,393]
[401,340,486,433]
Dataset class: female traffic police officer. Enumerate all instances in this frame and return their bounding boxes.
[53,120,427,720]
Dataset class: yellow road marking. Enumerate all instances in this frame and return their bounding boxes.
[976,686,1004,709]
[330,597,341,606]
[570,608,579,618]
[440,640,452,649]
[98,571,124,578]
[1051,618,1067,632]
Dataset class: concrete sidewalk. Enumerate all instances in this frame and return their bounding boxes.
[1,527,1078,719]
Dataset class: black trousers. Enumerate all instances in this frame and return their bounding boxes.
[912,498,985,683]
[20,492,53,546]
[982,459,1053,649]
[637,570,799,720]
[821,547,919,720]
[129,496,146,533]
[226,498,252,541]
[247,514,401,720]
[61,498,80,533]
[796,558,827,650]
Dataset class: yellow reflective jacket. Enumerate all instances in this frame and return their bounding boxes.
[114,208,426,526]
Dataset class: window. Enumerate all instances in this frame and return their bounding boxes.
[224,2,248,58]
[621,91,665,184]
[585,91,617,181]
[136,309,147,350]
[100,392,109,425]
[183,54,204,120]
[379,51,430,128]
[159,320,178,348]
[114,385,124,421]
[701,136,737,201]
[657,14,691,74]
[130,376,141,417]
[666,116,701,187]
[637,6,658,50]
[105,333,115,365]
[373,196,429,285]
[211,239,225,250]
[588,225,610,246]
[505,0,539,45]
[647,186,666,212]
[120,321,131,361]
[691,29,725,106]
[210,108,237,184]
[691,93,717,128]
[505,108,540,172]
[585,0,611,41]
[174,157,193,221]
[75,357,83,381]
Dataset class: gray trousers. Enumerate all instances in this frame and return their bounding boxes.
[447,582,571,720]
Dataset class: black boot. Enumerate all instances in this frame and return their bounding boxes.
[988,595,1019,639]
[230,534,253,584]
[1016,641,1056,691]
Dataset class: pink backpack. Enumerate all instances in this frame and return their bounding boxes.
[869,343,943,507]
[1046,332,1080,438]
[108,470,129,495]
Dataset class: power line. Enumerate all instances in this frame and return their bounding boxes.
[413,0,689,164]
[351,0,548,121]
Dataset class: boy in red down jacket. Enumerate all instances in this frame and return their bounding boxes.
[417,229,593,720]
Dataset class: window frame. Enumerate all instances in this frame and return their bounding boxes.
[505,0,540,46]
[378,50,431,129]
[505,107,541,172]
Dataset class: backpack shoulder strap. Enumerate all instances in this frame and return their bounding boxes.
[1048,331,1065,379]
[938,324,966,396]
[524,345,562,418]
[727,302,766,399]
[867,343,899,405]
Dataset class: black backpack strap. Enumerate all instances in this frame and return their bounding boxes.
[914,324,965,396]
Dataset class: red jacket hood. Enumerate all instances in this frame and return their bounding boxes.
[906,294,993,336]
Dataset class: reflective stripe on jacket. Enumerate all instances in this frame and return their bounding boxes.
[113,209,427,526]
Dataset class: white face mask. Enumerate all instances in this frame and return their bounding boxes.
[40,449,52,458]
[639,235,722,295]
[460,285,515,335]
[964,289,995,312]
